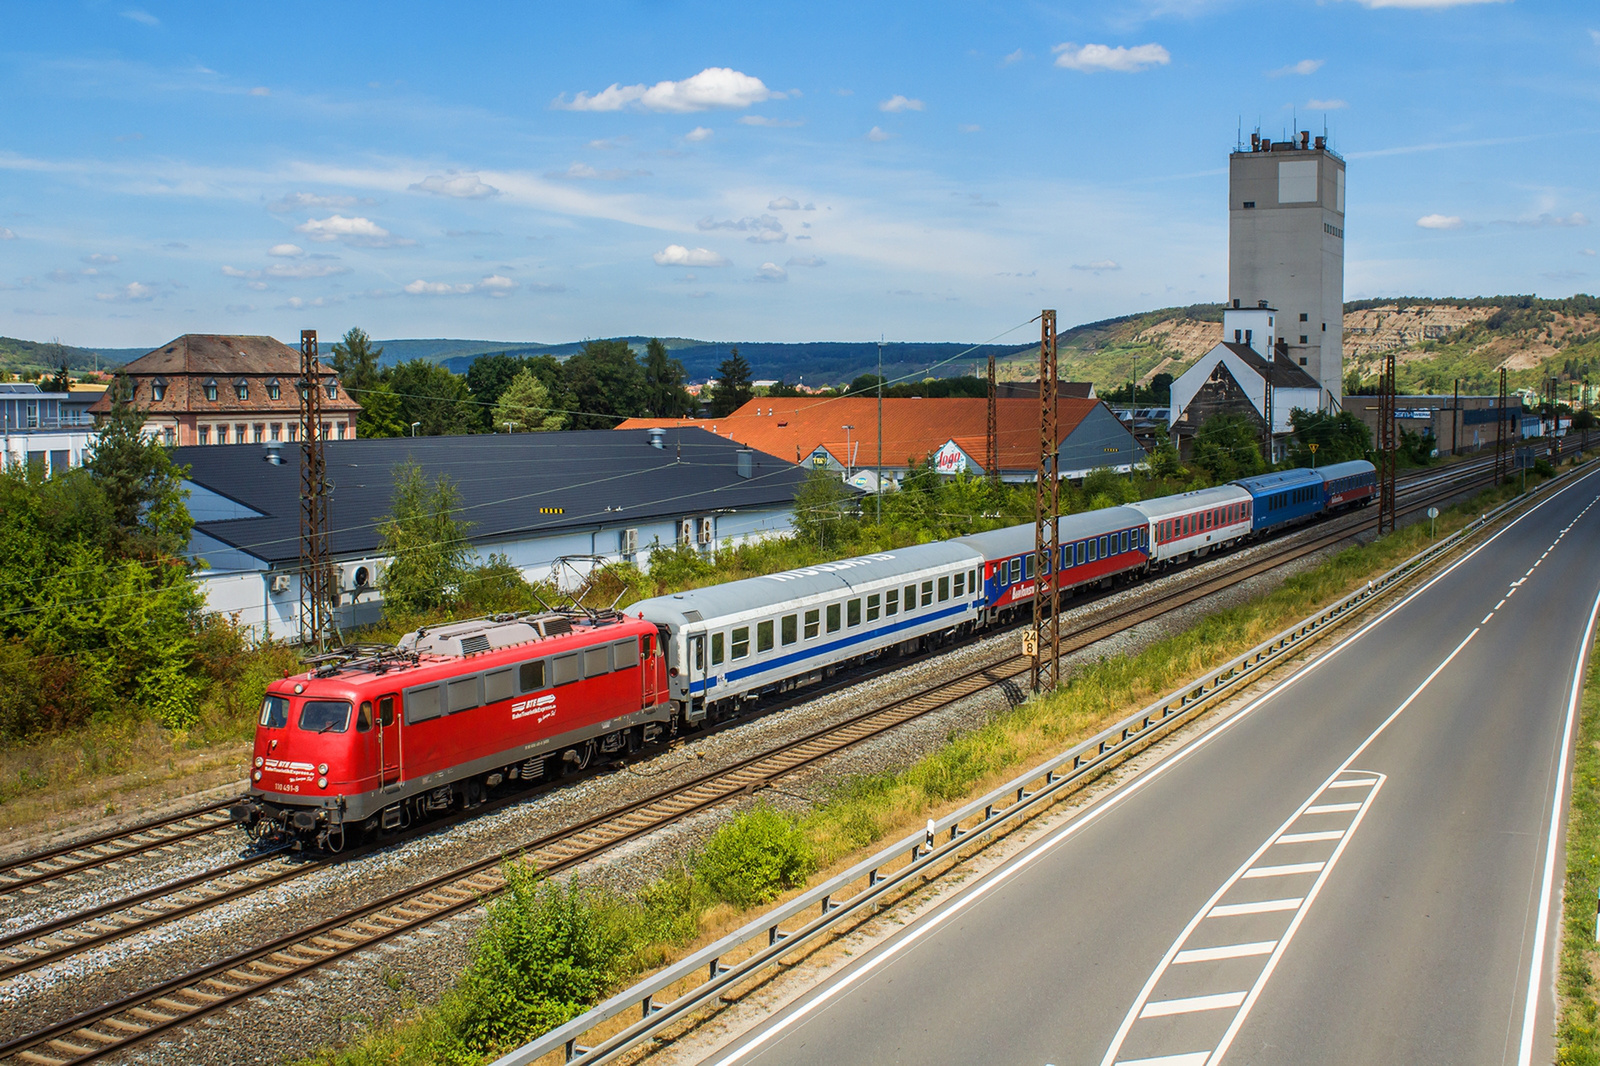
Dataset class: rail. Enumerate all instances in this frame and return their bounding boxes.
[496,466,1574,1066]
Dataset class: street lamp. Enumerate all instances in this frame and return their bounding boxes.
[504,421,516,434]
[842,425,854,478]
[410,422,420,437]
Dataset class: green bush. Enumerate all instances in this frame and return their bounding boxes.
[695,803,817,909]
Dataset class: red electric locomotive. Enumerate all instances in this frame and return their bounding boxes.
[230,610,671,849]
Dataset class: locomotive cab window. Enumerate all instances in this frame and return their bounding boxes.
[711,634,725,665]
[731,626,750,659]
[300,700,352,733]
[554,652,581,685]
[826,604,841,632]
[378,695,394,727]
[519,660,547,692]
[260,694,290,729]
[804,610,820,639]
[757,620,774,652]
[866,594,880,622]
[484,668,514,704]
[886,589,899,616]
[781,614,798,645]
[613,640,639,669]
[847,599,861,627]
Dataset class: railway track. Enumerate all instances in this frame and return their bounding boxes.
[0,803,240,898]
[0,451,1530,1066]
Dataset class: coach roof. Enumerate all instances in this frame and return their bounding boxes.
[179,427,811,567]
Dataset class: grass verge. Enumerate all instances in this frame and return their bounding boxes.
[1558,625,1600,1064]
[297,470,1570,1066]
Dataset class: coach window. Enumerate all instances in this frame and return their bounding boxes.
[904,584,917,611]
[731,626,750,659]
[1023,555,1034,580]
[1088,538,1097,562]
[448,676,481,714]
[1061,547,1073,570]
[781,614,798,645]
[804,609,820,639]
[757,620,774,653]
[921,581,934,607]
[1077,541,1087,565]
[519,660,547,692]
[969,569,978,592]
[886,588,899,616]
[711,633,725,665]
[1009,559,1022,585]
[953,572,964,596]
[845,599,860,627]
[484,668,515,704]
[260,694,290,729]
[583,646,610,676]
[554,653,581,685]
[1121,531,1129,553]
[866,594,881,622]
[827,604,842,633]
[938,576,951,601]
[1100,535,1109,557]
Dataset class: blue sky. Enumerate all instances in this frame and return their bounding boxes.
[1,0,1596,349]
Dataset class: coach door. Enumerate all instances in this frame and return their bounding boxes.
[376,693,401,788]
[689,634,706,715]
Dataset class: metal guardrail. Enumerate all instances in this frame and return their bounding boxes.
[493,467,1579,1066]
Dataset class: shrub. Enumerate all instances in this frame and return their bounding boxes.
[695,803,817,909]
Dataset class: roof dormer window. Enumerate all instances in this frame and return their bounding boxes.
[234,378,249,401]
[151,377,167,402]
[203,378,218,402]
[325,379,339,400]
[266,378,281,401]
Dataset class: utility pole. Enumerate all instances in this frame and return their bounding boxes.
[298,329,333,649]
[1377,347,1397,534]
[1496,366,1510,485]
[876,339,883,522]
[1451,377,1459,457]
[1550,375,1561,463]
[986,353,999,486]
[1031,311,1060,695]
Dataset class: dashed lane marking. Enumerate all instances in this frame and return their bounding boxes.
[1140,992,1249,1018]
[1173,942,1277,964]
[1243,862,1325,879]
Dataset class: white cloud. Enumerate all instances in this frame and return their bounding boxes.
[1001,49,1026,66]
[295,214,412,247]
[479,274,516,294]
[0,228,15,240]
[249,87,271,97]
[1072,259,1122,273]
[866,126,892,142]
[277,295,339,310]
[698,214,785,244]
[410,172,500,199]
[83,253,119,265]
[755,262,787,282]
[1591,29,1600,45]
[267,192,363,213]
[959,124,982,133]
[553,67,779,113]
[1349,0,1509,7]
[223,261,350,280]
[738,115,804,127]
[122,9,158,25]
[1583,249,1597,256]
[404,279,475,295]
[652,245,729,267]
[786,256,826,268]
[768,197,800,210]
[545,162,651,181]
[96,281,157,302]
[685,126,714,142]
[1417,213,1465,229]
[879,95,925,113]
[1307,98,1348,110]
[1269,59,1324,77]
[268,243,304,257]
[1053,42,1171,73]
[1498,212,1589,228]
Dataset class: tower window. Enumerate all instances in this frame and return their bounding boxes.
[1299,357,1308,366]
[1299,313,1308,322]
[1242,201,1255,209]
[1300,335,1309,344]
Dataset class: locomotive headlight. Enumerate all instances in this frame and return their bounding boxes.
[317,776,328,789]
[254,756,264,768]
[252,769,263,781]
[318,763,328,775]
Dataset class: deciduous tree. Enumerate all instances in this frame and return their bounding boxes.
[377,461,475,614]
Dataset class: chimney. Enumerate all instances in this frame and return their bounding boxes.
[1314,135,1326,150]
[1250,132,1260,151]
[736,448,753,478]
[1300,130,1310,149]
[1232,298,1241,309]
[1258,299,1269,309]
[1235,329,1243,343]
[647,427,665,449]
[1245,329,1253,346]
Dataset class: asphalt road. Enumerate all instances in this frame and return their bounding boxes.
[694,469,1600,1066]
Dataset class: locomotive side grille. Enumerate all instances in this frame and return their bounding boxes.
[541,616,573,637]
[458,634,492,656]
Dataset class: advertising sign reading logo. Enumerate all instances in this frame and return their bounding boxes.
[934,442,968,475]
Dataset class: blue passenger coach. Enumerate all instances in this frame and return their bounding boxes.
[1233,467,1326,533]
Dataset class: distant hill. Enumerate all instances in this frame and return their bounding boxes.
[0,337,143,376]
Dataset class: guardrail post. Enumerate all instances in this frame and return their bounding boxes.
[769,925,788,947]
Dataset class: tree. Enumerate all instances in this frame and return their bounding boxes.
[85,372,193,560]
[377,461,475,615]
[329,327,383,396]
[765,380,804,397]
[386,359,479,436]
[1145,425,1186,479]
[563,340,646,429]
[492,369,566,432]
[1189,413,1266,483]
[791,467,856,549]
[47,342,71,393]
[847,373,885,397]
[352,380,410,438]
[708,347,755,417]
[1288,409,1372,468]
[640,339,693,418]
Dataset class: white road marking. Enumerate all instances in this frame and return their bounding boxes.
[1516,582,1600,1066]
[1527,568,1536,577]
[1173,942,1277,964]
[1209,898,1303,917]
[1243,863,1325,879]
[1276,830,1345,843]
[1483,614,1495,625]
[1140,992,1249,1018]
[1496,599,1506,610]
[1327,778,1378,788]
[1117,1054,1211,1066]
[1508,587,1518,598]
[1304,802,1362,814]
[705,477,1599,1066]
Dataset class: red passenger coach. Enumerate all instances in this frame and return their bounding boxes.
[231,611,672,849]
